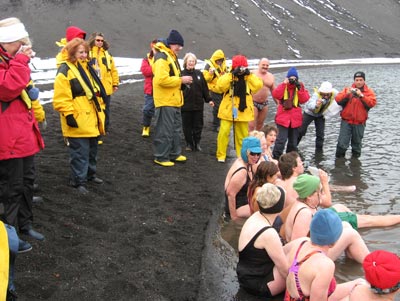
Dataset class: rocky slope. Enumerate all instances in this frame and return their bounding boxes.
[2,0,399,60]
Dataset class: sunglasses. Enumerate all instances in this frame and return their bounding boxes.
[320,93,331,97]
[96,39,104,42]
[249,152,261,156]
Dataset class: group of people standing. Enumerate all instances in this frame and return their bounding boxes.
[0,17,121,299]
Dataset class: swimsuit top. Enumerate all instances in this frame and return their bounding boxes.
[286,240,336,301]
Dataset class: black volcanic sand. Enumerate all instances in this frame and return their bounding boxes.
[15,82,258,301]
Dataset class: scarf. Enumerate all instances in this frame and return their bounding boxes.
[234,75,247,112]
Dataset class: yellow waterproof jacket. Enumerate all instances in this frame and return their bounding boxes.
[89,46,119,95]
[0,221,9,300]
[152,42,183,108]
[203,49,227,92]
[53,60,104,137]
[216,73,263,122]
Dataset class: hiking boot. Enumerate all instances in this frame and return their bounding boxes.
[76,185,89,194]
[172,155,187,163]
[217,158,225,163]
[98,139,103,145]
[88,177,104,184]
[154,160,175,167]
[142,126,150,137]
[185,143,193,151]
[18,239,32,254]
[20,227,45,241]
[194,144,202,152]
[32,196,43,204]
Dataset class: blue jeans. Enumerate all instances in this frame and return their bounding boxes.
[298,113,325,149]
[142,94,155,127]
[272,125,299,160]
[68,137,98,186]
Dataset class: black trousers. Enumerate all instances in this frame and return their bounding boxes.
[181,110,204,147]
[0,155,34,231]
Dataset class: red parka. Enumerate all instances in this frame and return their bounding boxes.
[272,82,310,128]
[140,54,154,95]
[335,84,376,125]
[0,49,44,160]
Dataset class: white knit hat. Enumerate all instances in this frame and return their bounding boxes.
[0,22,29,43]
[318,81,333,93]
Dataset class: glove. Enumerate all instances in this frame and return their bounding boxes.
[28,87,40,100]
[232,67,242,76]
[243,68,250,76]
[41,120,47,130]
[295,81,302,90]
[66,114,78,128]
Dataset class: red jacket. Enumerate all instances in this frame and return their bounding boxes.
[0,49,44,160]
[335,84,376,125]
[140,54,154,95]
[272,82,310,128]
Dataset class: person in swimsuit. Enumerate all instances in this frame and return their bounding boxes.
[285,209,365,301]
[237,183,291,297]
[247,161,280,214]
[224,136,262,220]
[349,250,400,301]
[284,174,370,264]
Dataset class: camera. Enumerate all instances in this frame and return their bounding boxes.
[239,67,245,73]
[288,78,296,84]
[350,88,358,96]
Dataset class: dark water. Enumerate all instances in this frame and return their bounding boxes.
[220,64,400,300]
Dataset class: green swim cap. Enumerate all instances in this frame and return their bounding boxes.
[293,174,320,199]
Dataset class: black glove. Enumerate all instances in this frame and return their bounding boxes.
[66,114,78,128]
[243,68,250,76]
[295,81,302,90]
[232,67,242,76]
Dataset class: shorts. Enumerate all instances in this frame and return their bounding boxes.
[328,207,358,230]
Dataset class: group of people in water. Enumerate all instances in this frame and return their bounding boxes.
[226,136,400,300]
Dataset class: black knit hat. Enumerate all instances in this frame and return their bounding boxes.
[167,30,184,47]
[354,71,365,80]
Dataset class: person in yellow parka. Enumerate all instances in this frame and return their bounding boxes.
[88,32,119,136]
[214,55,263,163]
[203,49,228,132]
[53,38,106,194]
[151,30,192,167]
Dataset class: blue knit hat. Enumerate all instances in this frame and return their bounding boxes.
[240,137,262,163]
[287,67,299,79]
[167,30,184,47]
[310,209,343,246]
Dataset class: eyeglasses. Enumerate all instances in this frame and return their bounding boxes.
[96,39,104,42]
[249,152,261,156]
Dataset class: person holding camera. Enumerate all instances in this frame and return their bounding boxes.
[214,55,263,162]
[335,71,377,158]
[297,81,338,151]
[272,67,310,160]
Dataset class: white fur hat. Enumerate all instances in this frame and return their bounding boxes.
[0,22,29,43]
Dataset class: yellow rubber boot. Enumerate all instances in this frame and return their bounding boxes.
[142,126,150,137]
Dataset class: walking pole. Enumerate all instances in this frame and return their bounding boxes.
[231,73,238,151]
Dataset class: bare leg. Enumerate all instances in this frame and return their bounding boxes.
[357,214,400,228]
[249,109,258,132]
[327,222,369,264]
[237,204,251,219]
[256,106,268,130]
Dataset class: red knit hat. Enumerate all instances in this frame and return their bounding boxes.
[232,55,248,69]
[363,250,400,290]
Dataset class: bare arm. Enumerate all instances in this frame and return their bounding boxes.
[226,169,247,220]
